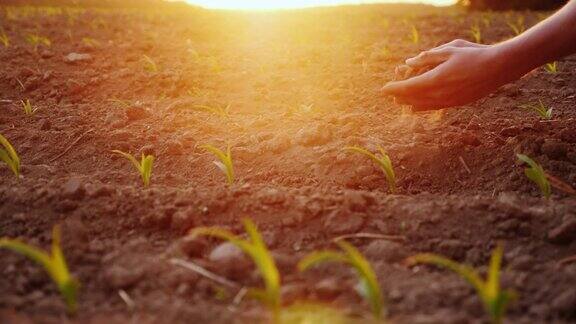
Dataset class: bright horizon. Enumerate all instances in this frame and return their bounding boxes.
[183,0,457,10]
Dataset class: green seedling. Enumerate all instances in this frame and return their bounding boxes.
[299,240,385,320]
[81,37,100,48]
[506,16,525,36]
[0,132,20,177]
[193,104,230,118]
[469,24,482,43]
[21,99,38,115]
[407,244,516,324]
[142,55,158,72]
[544,61,558,74]
[344,146,396,193]
[517,154,551,198]
[409,24,420,44]
[0,226,79,313]
[519,99,552,120]
[25,34,51,51]
[0,28,9,47]
[111,150,154,187]
[189,219,281,322]
[201,144,234,185]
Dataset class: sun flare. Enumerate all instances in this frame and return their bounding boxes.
[184,0,456,10]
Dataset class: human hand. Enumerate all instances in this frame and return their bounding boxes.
[383,39,518,110]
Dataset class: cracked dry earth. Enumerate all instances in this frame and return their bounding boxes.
[1,3,576,324]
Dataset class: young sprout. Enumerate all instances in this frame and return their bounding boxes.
[0,226,79,313]
[517,154,551,198]
[344,146,396,193]
[506,16,525,36]
[25,34,51,51]
[193,104,230,118]
[142,55,158,72]
[544,61,558,74]
[21,99,38,115]
[189,219,281,322]
[299,240,385,320]
[111,150,154,187]
[0,132,20,178]
[469,24,482,44]
[407,244,516,324]
[0,28,9,47]
[409,24,420,44]
[519,99,552,120]
[200,144,235,185]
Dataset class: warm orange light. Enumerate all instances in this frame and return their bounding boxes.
[184,0,456,10]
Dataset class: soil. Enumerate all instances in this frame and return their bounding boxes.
[1,3,576,324]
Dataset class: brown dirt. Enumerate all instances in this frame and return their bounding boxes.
[1,3,576,324]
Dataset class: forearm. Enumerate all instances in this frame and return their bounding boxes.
[496,0,576,77]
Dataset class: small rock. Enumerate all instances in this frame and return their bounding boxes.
[324,210,364,234]
[40,50,54,59]
[541,140,569,160]
[314,278,342,299]
[208,242,251,279]
[64,52,93,63]
[62,178,86,200]
[363,240,407,263]
[548,219,576,244]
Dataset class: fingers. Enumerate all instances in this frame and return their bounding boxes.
[382,68,438,97]
[405,48,453,69]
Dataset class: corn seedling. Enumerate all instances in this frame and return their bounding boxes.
[544,61,558,74]
[344,146,396,193]
[189,219,281,322]
[193,104,230,118]
[299,240,385,320]
[0,132,20,177]
[0,226,79,313]
[407,244,515,324]
[142,55,158,73]
[517,154,551,198]
[409,24,419,44]
[469,24,482,43]
[201,144,234,185]
[25,34,51,51]
[519,99,552,120]
[111,150,154,187]
[506,16,525,36]
[21,99,38,115]
[0,28,9,47]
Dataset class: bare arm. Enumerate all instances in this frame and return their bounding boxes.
[382,1,576,110]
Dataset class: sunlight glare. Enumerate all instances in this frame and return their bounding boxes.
[185,0,457,10]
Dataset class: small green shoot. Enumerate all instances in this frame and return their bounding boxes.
[189,219,281,322]
[0,28,9,47]
[0,132,20,178]
[407,244,516,324]
[544,61,558,74]
[506,16,525,36]
[409,24,419,44]
[25,34,51,51]
[193,104,230,118]
[517,154,551,198]
[111,150,154,187]
[142,55,158,73]
[299,240,385,320]
[469,24,482,43]
[201,144,234,185]
[519,99,552,120]
[21,99,38,115]
[0,226,79,313]
[344,146,396,193]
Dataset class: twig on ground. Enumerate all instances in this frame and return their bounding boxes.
[49,129,94,163]
[118,289,136,311]
[333,233,406,243]
[459,156,472,174]
[169,258,239,289]
[558,255,576,266]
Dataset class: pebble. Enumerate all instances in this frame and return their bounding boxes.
[548,218,576,244]
[314,277,342,299]
[208,242,251,279]
[64,52,93,63]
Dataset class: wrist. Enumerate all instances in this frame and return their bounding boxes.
[492,39,537,81]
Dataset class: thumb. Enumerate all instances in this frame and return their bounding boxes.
[405,48,453,69]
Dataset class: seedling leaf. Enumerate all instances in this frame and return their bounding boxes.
[517,154,551,198]
[201,144,234,185]
[112,150,154,186]
[344,146,396,193]
[0,132,20,177]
